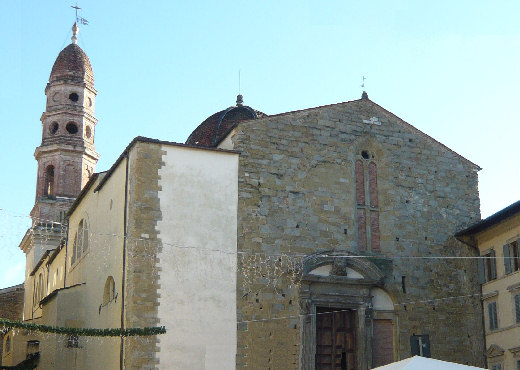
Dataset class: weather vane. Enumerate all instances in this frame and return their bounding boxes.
[71,3,89,25]
[361,76,366,88]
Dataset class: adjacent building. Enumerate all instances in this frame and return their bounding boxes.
[457,201,520,370]
[0,284,24,367]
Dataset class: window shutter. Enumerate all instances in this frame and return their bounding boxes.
[490,250,497,280]
[477,258,486,284]
[488,302,498,330]
[504,244,512,275]
[515,294,520,324]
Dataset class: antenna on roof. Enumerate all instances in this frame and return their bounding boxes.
[238,69,241,95]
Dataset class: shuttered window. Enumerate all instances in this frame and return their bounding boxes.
[514,294,520,324]
[487,302,498,331]
[504,241,520,275]
[480,250,497,282]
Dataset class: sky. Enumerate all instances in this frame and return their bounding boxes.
[0,0,519,289]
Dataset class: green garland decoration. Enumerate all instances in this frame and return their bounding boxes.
[0,318,165,337]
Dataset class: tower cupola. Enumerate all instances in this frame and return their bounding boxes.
[32,22,99,223]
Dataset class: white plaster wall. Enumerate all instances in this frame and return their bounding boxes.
[157,146,238,370]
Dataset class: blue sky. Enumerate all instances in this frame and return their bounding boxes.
[1,0,519,288]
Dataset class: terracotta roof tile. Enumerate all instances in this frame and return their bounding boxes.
[50,43,94,85]
[186,106,266,147]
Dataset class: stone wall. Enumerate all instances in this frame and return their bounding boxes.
[230,98,485,368]
[0,284,24,365]
[124,142,163,369]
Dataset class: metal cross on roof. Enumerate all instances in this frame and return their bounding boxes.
[71,4,81,19]
[71,3,88,25]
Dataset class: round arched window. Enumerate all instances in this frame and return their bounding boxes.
[103,276,116,305]
[85,125,92,139]
[49,122,59,135]
[69,92,79,102]
[66,122,78,134]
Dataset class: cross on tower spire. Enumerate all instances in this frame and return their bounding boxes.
[71,3,81,21]
[70,4,88,44]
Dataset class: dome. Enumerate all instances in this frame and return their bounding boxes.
[49,43,94,86]
[186,96,266,147]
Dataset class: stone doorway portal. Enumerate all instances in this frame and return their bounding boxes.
[315,307,356,370]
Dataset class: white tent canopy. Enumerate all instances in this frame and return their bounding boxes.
[373,356,486,370]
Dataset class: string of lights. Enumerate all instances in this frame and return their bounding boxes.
[0,207,507,260]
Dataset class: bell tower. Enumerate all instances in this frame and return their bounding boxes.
[31,22,99,224]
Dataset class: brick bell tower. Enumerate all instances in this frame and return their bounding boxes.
[31,22,99,224]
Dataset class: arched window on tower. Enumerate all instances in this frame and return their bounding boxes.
[44,165,55,196]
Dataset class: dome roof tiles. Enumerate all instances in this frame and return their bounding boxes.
[186,104,266,147]
[50,44,94,85]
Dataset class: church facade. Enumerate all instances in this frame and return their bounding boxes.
[3,22,487,369]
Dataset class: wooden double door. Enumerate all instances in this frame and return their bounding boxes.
[315,307,356,370]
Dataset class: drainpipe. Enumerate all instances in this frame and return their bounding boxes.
[120,153,129,370]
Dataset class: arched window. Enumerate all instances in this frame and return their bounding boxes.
[66,122,78,134]
[33,279,39,307]
[34,273,44,305]
[355,152,380,252]
[5,334,11,353]
[103,276,116,305]
[39,273,44,302]
[78,219,89,253]
[44,165,55,196]
[71,232,78,265]
[71,219,89,265]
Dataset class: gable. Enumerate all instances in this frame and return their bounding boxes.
[228,97,480,172]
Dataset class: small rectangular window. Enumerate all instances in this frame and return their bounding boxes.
[488,302,498,331]
[504,242,520,274]
[491,364,502,370]
[514,294,520,324]
[483,250,497,282]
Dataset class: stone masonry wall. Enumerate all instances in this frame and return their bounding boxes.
[124,142,164,369]
[231,99,485,368]
[0,284,24,365]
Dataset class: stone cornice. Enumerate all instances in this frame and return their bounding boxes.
[486,344,505,358]
[45,80,97,95]
[41,110,98,124]
[34,144,100,161]
[481,290,499,300]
